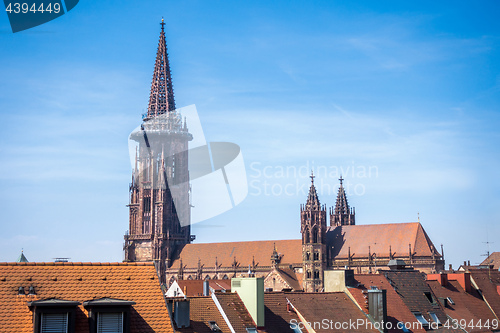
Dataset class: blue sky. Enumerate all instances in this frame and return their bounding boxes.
[1,1,499,269]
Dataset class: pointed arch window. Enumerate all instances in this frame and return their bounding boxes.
[306,270,311,279]
[312,227,318,244]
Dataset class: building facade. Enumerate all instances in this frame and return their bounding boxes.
[124,21,194,283]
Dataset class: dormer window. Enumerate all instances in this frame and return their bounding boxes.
[83,298,135,333]
[27,298,80,333]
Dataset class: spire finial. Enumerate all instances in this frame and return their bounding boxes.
[310,170,315,183]
[339,175,344,186]
[418,212,420,222]
[147,18,175,118]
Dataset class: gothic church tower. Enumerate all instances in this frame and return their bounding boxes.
[301,173,327,292]
[124,20,193,284]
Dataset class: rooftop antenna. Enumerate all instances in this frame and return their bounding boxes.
[481,227,494,262]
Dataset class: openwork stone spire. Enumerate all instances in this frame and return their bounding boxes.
[305,172,321,210]
[330,176,355,226]
[146,19,176,119]
[334,176,349,214]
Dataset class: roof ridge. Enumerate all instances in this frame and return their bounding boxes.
[183,239,301,246]
[0,262,154,266]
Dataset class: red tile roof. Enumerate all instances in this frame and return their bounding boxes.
[382,269,463,332]
[264,293,301,332]
[175,280,231,297]
[175,296,231,333]
[427,279,496,326]
[481,252,500,270]
[469,270,500,320]
[286,292,379,333]
[351,274,427,333]
[172,240,302,268]
[216,292,258,332]
[328,222,440,259]
[0,262,173,333]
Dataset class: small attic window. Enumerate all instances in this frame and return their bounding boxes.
[41,313,68,333]
[208,321,222,332]
[28,299,80,333]
[246,328,258,333]
[98,312,123,333]
[424,291,434,303]
[83,298,135,333]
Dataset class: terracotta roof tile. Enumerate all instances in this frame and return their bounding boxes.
[176,280,232,297]
[383,270,462,333]
[264,293,301,332]
[469,270,500,319]
[481,252,500,270]
[172,240,302,268]
[287,292,379,333]
[352,274,427,333]
[427,279,496,326]
[0,262,173,333]
[176,296,231,333]
[216,292,257,332]
[327,223,440,259]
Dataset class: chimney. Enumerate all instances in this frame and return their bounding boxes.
[203,280,210,296]
[324,269,355,292]
[174,299,190,328]
[468,260,471,266]
[439,273,448,287]
[368,289,388,333]
[451,272,472,293]
[231,277,265,328]
[449,264,452,271]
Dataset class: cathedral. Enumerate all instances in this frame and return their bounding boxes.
[124,22,445,291]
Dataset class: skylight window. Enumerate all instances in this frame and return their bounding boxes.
[447,297,455,305]
[413,313,429,327]
[429,312,441,325]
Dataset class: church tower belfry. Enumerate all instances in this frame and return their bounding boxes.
[301,172,327,292]
[330,176,355,226]
[124,20,193,284]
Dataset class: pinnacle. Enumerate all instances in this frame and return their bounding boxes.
[305,173,321,209]
[334,177,349,214]
[146,21,176,119]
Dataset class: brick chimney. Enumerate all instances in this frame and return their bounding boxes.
[448,272,472,293]
[426,273,448,287]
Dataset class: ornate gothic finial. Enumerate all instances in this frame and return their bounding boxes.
[339,175,344,186]
[418,212,420,222]
[305,172,320,209]
[146,19,176,119]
